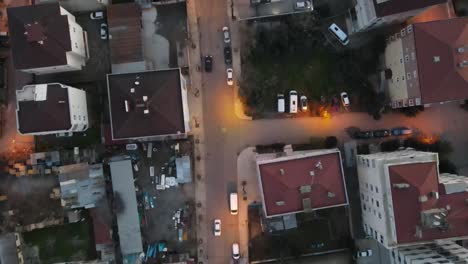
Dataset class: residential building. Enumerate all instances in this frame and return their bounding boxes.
[256,147,348,218]
[109,159,143,259]
[390,240,468,264]
[357,149,468,248]
[106,69,190,141]
[37,0,108,12]
[16,83,88,136]
[384,17,468,108]
[58,163,105,209]
[7,3,89,74]
[349,0,446,33]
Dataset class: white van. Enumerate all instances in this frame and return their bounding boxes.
[289,90,298,113]
[277,94,285,113]
[229,193,238,215]
[328,23,349,46]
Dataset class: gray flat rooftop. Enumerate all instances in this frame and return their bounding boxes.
[109,159,143,255]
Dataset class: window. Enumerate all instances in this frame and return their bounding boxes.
[363,204,366,211]
[361,193,364,200]
[400,58,403,64]
[413,70,418,78]
[75,43,78,49]
[407,25,413,33]
[407,72,411,80]
[402,75,405,80]
[396,77,399,82]
[73,27,76,32]
[83,116,86,121]
[73,115,76,120]
[404,55,409,62]
[378,212,382,219]
[376,201,379,207]
[375,187,379,193]
[411,52,415,60]
[366,183,368,189]
[370,185,374,191]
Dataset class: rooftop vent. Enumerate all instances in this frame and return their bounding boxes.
[299,185,311,194]
[393,183,410,189]
[130,88,135,93]
[458,61,468,68]
[421,208,449,230]
[58,100,66,104]
[143,96,148,102]
[433,56,440,63]
[309,170,315,177]
[458,47,466,53]
[315,161,323,170]
[134,80,140,86]
[276,201,285,206]
[124,100,129,112]
[419,195,428,203]
[327,192,335,198]
[279,169,285,175]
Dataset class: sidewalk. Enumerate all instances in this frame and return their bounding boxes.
[236,147,263,262]
[185,0,209,263]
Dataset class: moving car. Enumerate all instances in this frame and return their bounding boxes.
[294,0,311,10]
[224,47,232,64]
[328,23,349,46]
[229,192,238,215]
[222,26,231,43]
[300,95,308,111]
[355,249,372,259]
[289,90,298,113]
[232,243,240,260]
[204,55,213,72]
[100,23,108,40]
[213,219,221,236]
[340,92,350,107]
[373,129,391,138]
[226,68,233,86]
[90,11,104,20]
[391,127,413,136]
[277,94,285,113]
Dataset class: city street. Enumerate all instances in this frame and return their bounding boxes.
[191,2,468,264]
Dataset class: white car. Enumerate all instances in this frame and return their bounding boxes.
[226,68,233,86]
[100,23,108,40]
[340,92,350,107]
[294,0,311,10]
[355,249,372,258]
[232,243,240,260]
[222,26,231,43]
[213,219,221,236]
[90,11,104,20]
[300,95,307,111]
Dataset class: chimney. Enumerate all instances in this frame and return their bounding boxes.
[419,195,428,203]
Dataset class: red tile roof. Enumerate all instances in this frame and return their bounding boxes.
[414,17,468,104]
[90,208,113,245]
[373,0,445,18]
[389,162,468,244]
[258,151,348,217]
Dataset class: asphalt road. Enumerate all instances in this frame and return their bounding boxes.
[195,2,468,264]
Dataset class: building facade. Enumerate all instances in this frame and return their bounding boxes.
[37,0,108,12]
[357,149,468,249]
[384,18,468,108]
[7,4,89,75]
[16,83,88,135]
[350,0,445,33]
[390,240,468,264]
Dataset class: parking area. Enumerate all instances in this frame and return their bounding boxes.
[130,140,197,258]
[234,0,313,20]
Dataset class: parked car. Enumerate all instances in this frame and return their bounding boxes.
[391,127,413,136]
[355,249,372,259]
[224,47,232,64]
[232,243,240,259]
[204,55,213,72]
[294,0,311,10]
[328,23,349,45]
[340,92,350,107]
[90,11,104,20]
[277,94,285,113]
[100,23,108,40]
[226,68,233,86]
[300,95,308,111]
[373,129,391,138]
[213,219,221,236]
[355,131,374,139]
[222,26,231,43]
[289,90,298,113]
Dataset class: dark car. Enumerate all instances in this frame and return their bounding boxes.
[355,131,373,139]
[204,55,213,72]
[373,129,391,138]
[391,127,413,136]
[224,47,232,64]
